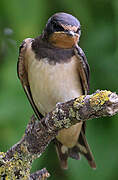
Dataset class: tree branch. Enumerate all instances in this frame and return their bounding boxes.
[0,90,118,179]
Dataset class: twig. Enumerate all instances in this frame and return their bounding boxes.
[0,90,118,179]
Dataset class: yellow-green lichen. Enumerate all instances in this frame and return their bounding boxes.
[76,111,81,120]
[90,90,111,107]
[20,144,28,155]
[53,116,71,129]
[69,107,76,118]
[53,117,64,129]
[0,150,31,179]
[73,95,85,109]
[63,118,71,128]
[53,107,71,129]
[0,152,5,158]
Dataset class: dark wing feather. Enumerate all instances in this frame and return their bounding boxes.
[74,45,90,133]
[74,45,96,168]
[74,45,90,94]
[17,39,43,119]
[77,130,96,168]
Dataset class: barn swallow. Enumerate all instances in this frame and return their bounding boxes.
[17,12,96,169]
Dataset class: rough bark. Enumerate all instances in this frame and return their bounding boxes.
[0,90,118,179]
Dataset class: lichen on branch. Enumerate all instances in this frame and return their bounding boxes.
[0,90,118,179]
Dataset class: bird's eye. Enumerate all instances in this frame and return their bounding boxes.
[52,22,64,31]
[76,27,81,34]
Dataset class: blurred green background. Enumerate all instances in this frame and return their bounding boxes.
[0,0,118,179]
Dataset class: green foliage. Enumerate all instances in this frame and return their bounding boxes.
[0,0,118,179]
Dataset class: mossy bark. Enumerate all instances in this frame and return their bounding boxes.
[0,90,118,179]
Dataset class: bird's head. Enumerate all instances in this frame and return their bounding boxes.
[42,12,81,48]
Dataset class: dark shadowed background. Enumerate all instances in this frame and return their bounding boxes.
[0,0,118,179]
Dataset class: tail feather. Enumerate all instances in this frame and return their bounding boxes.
[68,146,80,160]
[55,130,96,169]
[77,131,96,169]
[55,140,68,169]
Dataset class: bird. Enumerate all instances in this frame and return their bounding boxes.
[17,12,96,169]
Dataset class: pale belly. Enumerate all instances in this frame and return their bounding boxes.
[28,56,83,148]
